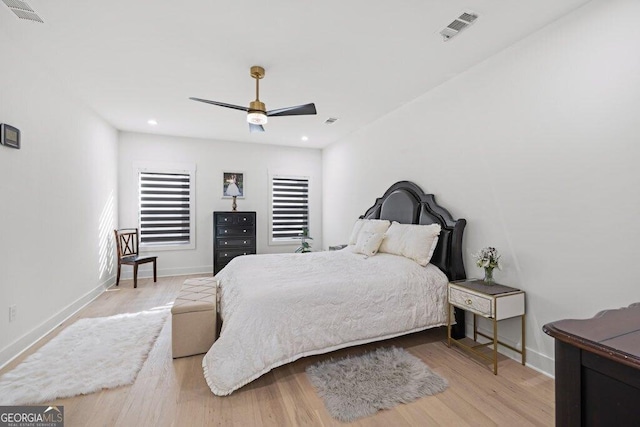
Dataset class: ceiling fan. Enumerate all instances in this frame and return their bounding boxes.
[190,66,317,133]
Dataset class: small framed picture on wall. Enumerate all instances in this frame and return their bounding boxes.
[222,172,245,198]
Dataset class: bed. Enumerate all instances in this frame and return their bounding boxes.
[202,181,467,396]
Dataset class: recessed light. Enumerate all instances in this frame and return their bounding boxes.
[147,119,158,126]
[301,136,308,141]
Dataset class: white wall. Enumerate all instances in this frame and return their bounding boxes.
[0,39,119,366]
[323,0,640,375]
[118,132,322,277]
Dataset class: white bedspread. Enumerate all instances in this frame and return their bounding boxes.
[202,248,449,396]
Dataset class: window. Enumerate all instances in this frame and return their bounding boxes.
[270,175,310,243]
[138,167,195,250]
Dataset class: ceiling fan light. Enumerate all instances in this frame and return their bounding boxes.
[247,112,268,125]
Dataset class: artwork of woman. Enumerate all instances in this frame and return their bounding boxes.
[225,174,242,197]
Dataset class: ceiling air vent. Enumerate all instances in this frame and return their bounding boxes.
[2,0,43,23]
[440,11,477,41]
[324,117,339,125]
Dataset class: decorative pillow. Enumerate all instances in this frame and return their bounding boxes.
[348,219,365,245]
[353,231,385,257]
[379,222,441,266]
[348,219,391,245]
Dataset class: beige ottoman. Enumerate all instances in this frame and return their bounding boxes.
[171,277,217,358]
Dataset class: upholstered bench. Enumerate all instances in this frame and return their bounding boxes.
[171,277,218,358]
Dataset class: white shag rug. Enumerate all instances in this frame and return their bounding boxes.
[306,346,448,422]
[0,310,167,405]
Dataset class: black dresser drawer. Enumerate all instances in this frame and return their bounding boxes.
[217,249,255,260]
[214,211,256,275]
[216,213,255,226]
[216,226,254,237]
[216,237,254,248]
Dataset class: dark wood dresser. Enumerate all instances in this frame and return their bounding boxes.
[543,303,640,426]
[213,211,256,275]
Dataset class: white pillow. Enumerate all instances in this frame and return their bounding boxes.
[353,231,385,257]
[379,222,441,266]
[348,219,365,245]
[348,219,391,245]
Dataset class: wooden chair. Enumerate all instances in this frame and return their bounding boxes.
[114,228,157,289]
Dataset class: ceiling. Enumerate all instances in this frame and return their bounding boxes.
[1,0,591,148]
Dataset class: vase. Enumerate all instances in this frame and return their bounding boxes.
[483,267,494,284]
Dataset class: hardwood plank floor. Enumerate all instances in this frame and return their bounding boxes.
[0,276,554,426]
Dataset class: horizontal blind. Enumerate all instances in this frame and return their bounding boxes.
[272,176,309,240]
[139,172,191,244]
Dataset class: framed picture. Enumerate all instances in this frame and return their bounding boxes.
[222,172,245,198]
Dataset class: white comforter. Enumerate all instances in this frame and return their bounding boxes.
[202,248,449,396]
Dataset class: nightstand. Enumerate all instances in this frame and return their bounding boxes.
[447,279,526,374]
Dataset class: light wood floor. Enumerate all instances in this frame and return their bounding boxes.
[0,275,555,426]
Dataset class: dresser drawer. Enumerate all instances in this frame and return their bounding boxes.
[216,226,254,237]
[217,249,255,260]
[216,213,255,226]
[216,237,254,248]
[449,286,492,317]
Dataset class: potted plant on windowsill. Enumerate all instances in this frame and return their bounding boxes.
[295,227,313,253]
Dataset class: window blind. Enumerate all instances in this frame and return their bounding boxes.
[271,176,309,240]
[139,172,191,244]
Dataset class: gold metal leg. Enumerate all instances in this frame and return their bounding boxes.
[473,313,477,341]
[522,313,526,365]
[493,317,498,375]
[447,302,452,348]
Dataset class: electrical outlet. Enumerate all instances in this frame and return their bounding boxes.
[9,305,16,323]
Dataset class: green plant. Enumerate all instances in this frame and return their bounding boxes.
[295,227,313,253]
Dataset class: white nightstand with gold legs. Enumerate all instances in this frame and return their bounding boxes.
[447,279,526,375]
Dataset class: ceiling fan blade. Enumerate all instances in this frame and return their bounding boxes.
[267,103,317,117]
[249,123,265,133]
[189,97,249,112]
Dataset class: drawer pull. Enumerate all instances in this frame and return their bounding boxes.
[224,253,228,256]
[224,242,228,245]
[465,299,472,305]
[243,230,247,233]
[243,240,247,244]
[243,252,247,255]
[224,230,228,233]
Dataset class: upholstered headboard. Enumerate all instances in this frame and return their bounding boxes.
[361,181,466,281]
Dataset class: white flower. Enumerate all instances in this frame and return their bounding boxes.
[472,246,501,270]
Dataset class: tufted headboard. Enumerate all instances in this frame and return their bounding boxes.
[361,181,466,281]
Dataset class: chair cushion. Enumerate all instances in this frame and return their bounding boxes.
[121,255,156,263]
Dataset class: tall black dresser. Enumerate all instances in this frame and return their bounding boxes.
[213,211,256,275]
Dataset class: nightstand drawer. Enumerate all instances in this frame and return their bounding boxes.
[449,287,492,317]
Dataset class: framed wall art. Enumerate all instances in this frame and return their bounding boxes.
[222,172,245,198]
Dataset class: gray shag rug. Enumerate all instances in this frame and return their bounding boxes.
[306,346,448,422]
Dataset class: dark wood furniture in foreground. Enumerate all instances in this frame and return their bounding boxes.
[447,279,525,374]
[114,228,157,289]
[214,211,256,275]
[543,303,640,426]
[361,180,467,339]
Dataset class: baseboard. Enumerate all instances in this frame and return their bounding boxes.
[118,265,213,280]
[470,323,555,377]
[0,274,115,370]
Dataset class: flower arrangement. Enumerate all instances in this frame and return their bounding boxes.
[473,247,501,283]
[473,247,501,269]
